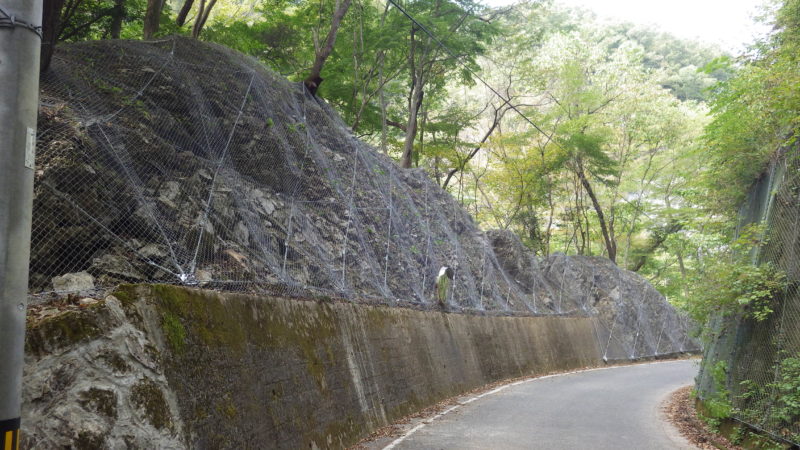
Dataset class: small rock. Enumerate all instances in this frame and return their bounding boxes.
[257,197,275,215]
[196,168,212,180]
[222,249,249,269]
[80,163,96,175]
[251,189,278,215]
[90,254,145,280]
[139,243,167,259]
[52,271,95,293]
[195,269,212,286]
[234,221,250,246]
[78,298,99,307]
[38,307,60,319]
[158,181,181,203]
[104,295,126,324]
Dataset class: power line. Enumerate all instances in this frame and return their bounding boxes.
[385,0,555,141]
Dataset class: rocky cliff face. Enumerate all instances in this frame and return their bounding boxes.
[32,37,696,357]
[487,230,696,358]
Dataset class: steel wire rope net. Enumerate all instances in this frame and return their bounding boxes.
[698,145,800,445]
[30,37,697,364]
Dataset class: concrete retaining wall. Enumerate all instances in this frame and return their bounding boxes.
[23,285,603,449]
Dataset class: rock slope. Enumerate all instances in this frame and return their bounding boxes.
[33,37,696,357]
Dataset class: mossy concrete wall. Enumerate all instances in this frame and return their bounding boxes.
[23,285,603,449]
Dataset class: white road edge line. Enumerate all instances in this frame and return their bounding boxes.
[381,359,689,450]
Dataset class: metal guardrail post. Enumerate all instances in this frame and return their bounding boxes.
[0,1,42,447]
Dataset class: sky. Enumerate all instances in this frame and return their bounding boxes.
[486,0,772,52]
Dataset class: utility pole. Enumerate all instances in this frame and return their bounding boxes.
[0,1,42,448]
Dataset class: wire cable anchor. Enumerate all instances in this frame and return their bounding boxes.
[0,5,43,39]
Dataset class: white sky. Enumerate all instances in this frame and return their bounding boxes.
[487,0,772,53]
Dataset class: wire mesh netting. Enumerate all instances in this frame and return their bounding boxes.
[31,37,697,360]
[697,144,800,444]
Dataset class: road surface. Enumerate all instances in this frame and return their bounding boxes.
[387,359,699,449]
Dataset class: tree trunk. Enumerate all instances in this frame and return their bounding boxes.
[143,0,162,39]
[400,24,421,168]
[40,0,66,72]
[191,0,217,38]
[379,59,387,153]
[176,0,195,27]
[574,175,586,255]
[303,0,353,95]
[576,161,616,264]
[401,81,424,168]
[378,3,389,153]
[109,0,125,39]
[416,105,430,167]
[545,188,554,256]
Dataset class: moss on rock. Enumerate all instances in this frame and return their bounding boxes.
[26,308,104,357]
[131,379,172,431]
[98,350,130,374]
[79,388,118,419]
[161,312,186,354]
[75,430,105,449]
[149,285,338,390]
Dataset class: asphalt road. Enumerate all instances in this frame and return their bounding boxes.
[389,360,699,450]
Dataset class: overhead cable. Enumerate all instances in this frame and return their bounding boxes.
[385,0,554,140]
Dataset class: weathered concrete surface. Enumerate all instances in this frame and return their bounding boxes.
[22,284,603,449]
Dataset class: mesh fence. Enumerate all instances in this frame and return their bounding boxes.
[31,37,697,360]
[697,144,800,444]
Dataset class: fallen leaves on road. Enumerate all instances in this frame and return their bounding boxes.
[663,385,742,450]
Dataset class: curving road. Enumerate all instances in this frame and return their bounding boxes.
[386,360,699,450]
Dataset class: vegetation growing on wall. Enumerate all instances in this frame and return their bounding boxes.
[698,360,733,428]
[686,225,788,329]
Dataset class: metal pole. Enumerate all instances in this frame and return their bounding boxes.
[0,1,42,446]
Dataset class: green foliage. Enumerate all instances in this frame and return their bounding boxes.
[686,225,788,326]
[56,0,182,42]
[690,261,786,324]
[202,0,312,76]
[702,0,800,210]
[701,360,733,428]
[736,356,800,443]
[768,356,800,428]
[464,6,712,266]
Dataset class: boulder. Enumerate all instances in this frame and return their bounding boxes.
[90,254,145,280]
[52,271,95,293]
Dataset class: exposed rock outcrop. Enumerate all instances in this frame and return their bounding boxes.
[32,37,696,357]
